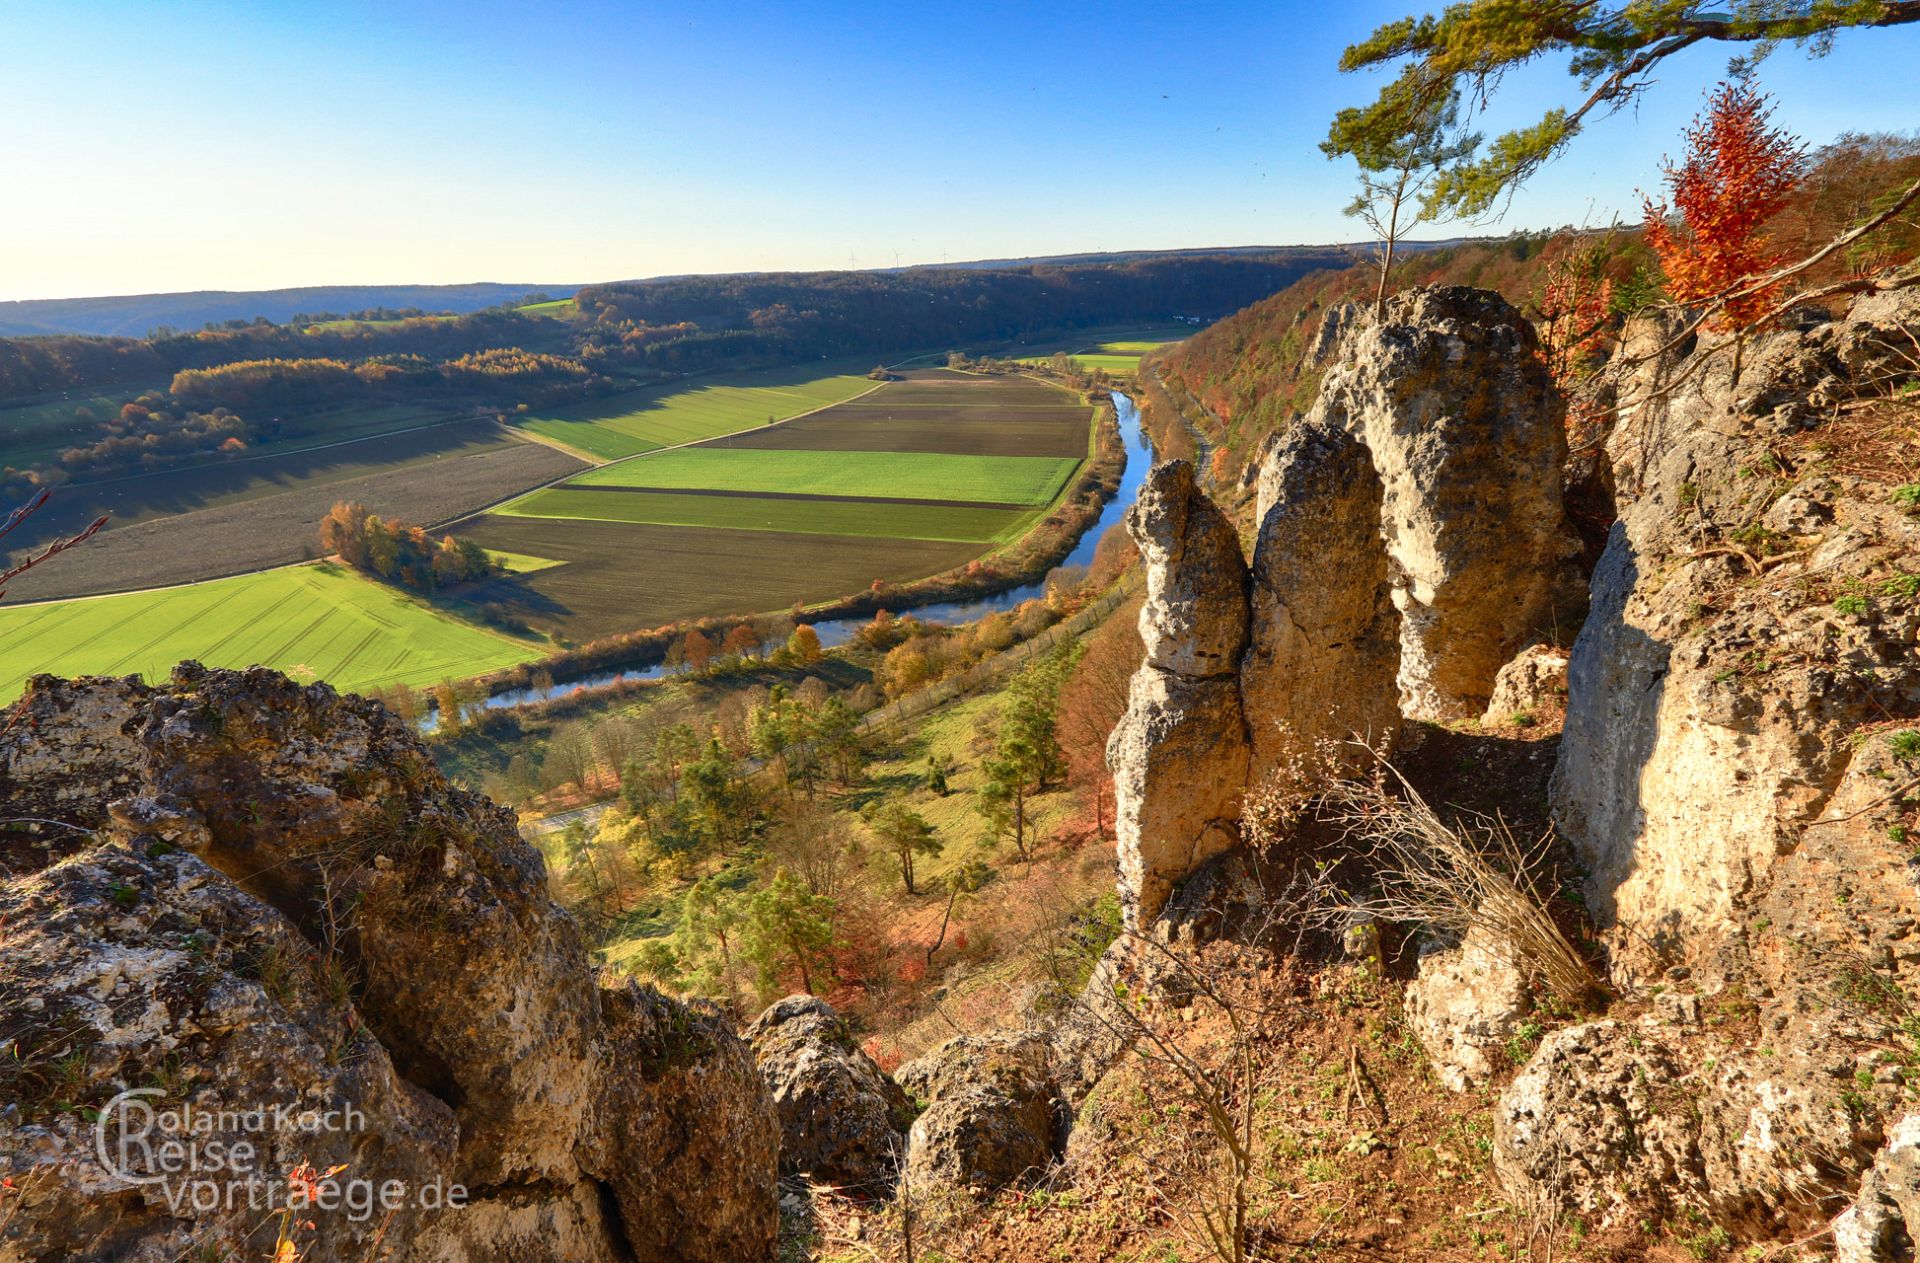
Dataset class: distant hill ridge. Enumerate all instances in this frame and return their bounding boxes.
[0,283,576,339]
[0,242,1482,339]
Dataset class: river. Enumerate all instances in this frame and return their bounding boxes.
[438,391,1153,725]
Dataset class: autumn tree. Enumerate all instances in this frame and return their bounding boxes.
[319,499,495,590]
[678,629,716,675]
[1534,239,1621,453]
[863,799,943,895]
[784,623,824,665]
[1333,1,1918,220]
[1643,80,1804,329]
[721,623,762,661]
[766,795,866,902]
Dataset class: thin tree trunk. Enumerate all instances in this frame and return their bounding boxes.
[927,882,961,969]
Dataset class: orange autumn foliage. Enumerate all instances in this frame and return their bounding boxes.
[1643,80,1804,330]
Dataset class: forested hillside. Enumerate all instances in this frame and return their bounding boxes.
[1154,132,1920,481]
[0,252,1348,499]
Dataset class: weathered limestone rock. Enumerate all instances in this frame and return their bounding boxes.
[1108,461,1251,928]
[1404,925,1530,1093]
[1495,1019,1881,1232]
[746,995,912,1192]
[1494,1021,1706,1224]
[1696,1044,1879,1227]
[1552,289,1920,983]
[897,1031,1064,1198]
[1322,286,1577,720]
[1480,644,1569,727]
[586,981,780,1263]
[0,666,779,1263]
[1241,414,1400,786]
[1834,1113,1920,1263]
[0,837,457,1263]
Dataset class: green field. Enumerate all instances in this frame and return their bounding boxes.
[1009,325,1194,375]
[516,299,577,318]
[485,549,566,574]
[563,448,1077,506]
[0,563,544,700]
[515,366,877,461]
[499,487,1034,542]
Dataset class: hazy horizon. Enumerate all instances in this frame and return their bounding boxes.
[5,0,1918,303]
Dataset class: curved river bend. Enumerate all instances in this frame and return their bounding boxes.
[444,392,1154,724]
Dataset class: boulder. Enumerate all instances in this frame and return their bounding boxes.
[1322,286,1577,720]
[897,1032,1064,1198]
[745,995,912,1193]
[1108,462,1251,928]
[1493,1021,1706,1224]
[1241,413,1401,789]
[0,666,778,1263]
[1480,644,1569,727]
[1403,925,1530,1092]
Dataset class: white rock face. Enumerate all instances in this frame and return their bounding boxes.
[1321,286,1578,721]
[1108,461,1251,929]
[1404,925,1530,1092]
[1241,414,1401,786]
[1550,288,1920,983]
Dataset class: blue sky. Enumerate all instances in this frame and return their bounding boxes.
[2,0,1917,300]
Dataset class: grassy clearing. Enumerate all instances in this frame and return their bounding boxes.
[0,562,544,700]
[515,366,875,461]
[498,487,1034,542]
[564,448,1079,506]
[515,299,576,318]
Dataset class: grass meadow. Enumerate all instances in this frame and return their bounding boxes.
[498,487,1034,542]
[515,365,876,461]
[1009,324,1193,375]
[564,448,1077,505]
[0,562,543,699]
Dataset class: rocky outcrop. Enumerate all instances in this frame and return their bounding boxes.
[1551,288,1920,985]
[1320,286,1578,720]
[746,995,912,1193]
[1241,414,1400,785]
[896,1031,1066,1198]
[1108,461,1252,928]
[0,665,778,1263]
[1481,644,1569,727]
[1109,289,1583,923]
[1404,925,1530,1092]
